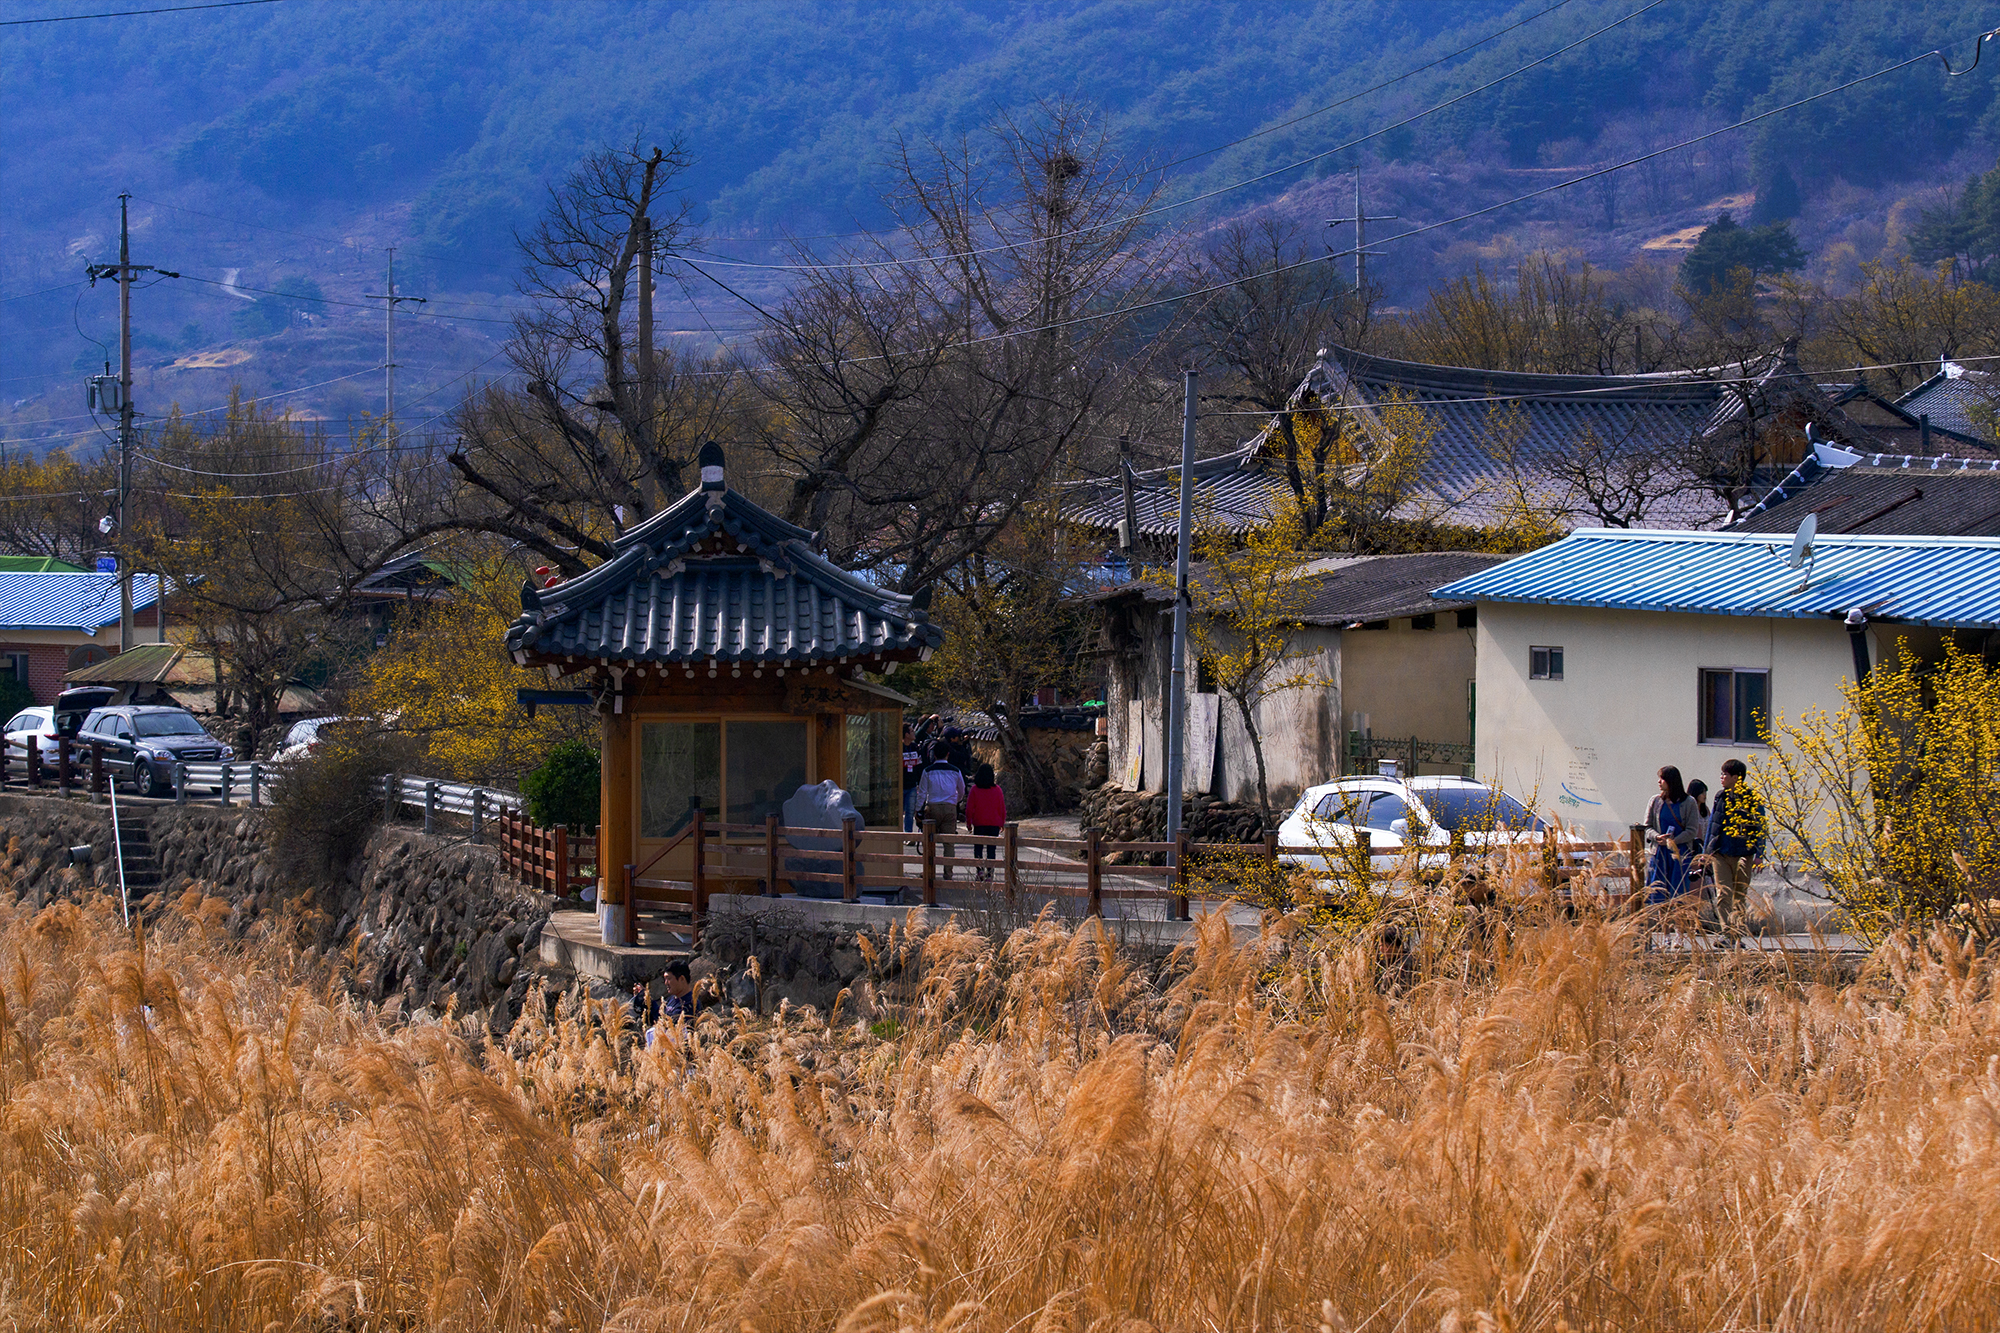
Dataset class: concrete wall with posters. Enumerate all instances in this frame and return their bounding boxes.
[1469,602,1938,836]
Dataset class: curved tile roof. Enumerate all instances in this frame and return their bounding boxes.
[503,480,942,668]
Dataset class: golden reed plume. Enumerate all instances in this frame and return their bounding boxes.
[1,880,1997,1331]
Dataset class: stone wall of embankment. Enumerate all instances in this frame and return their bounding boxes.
[0,792,552,1032]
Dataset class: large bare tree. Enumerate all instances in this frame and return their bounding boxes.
[440,136,736,575]
[747,99,1184,592]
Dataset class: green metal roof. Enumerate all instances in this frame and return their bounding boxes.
[0,555,86,573]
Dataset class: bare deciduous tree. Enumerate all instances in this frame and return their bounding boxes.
[748,99,1184,592]
[441,135,733,575]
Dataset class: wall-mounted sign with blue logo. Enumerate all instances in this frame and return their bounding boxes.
[96,557,117,573]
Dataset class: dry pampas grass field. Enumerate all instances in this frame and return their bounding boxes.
[2,882,1999,1332]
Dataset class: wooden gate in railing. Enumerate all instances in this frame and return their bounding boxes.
[497,811,597,897]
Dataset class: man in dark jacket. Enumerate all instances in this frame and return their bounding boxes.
[1705,758,1766,939]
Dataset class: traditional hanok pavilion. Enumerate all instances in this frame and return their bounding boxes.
[503,443,942,936]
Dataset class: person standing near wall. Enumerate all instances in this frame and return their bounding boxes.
[1705,758,1766,940]
[915,749,968,878]
[966,763,1006,882]
[1645,765,1700,903]
[901,721,925,833]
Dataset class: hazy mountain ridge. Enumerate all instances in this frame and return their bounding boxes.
[4,0,1995,447]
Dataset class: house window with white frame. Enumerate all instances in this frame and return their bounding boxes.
[1700,667,1769,744]
[1529,645,1563,680]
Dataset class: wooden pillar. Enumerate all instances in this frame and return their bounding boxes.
[689,807,706,948]
[1355,829,1371,889]
[1628,824,1646,913]
[88,742,103,801]
[1086,827,1103,917]
[26,738,40,788]
[765,813,780,896]
[922,818,937,906]
[599,710,633,909]
[1003,821,1019,905]
[842,815,858,902]
[554,825,570,899]
[59,737,72,796]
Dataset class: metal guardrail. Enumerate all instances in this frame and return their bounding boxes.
[2,739,526,823]
[376,774,523,844]
[1,736,272,806]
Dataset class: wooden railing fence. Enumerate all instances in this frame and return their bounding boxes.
[495,811,597,897]
[591,815,1655,948]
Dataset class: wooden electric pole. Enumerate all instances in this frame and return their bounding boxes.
[86,195,179,652]
[365,248,425,443]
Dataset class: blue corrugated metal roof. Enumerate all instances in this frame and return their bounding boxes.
[1431,529,2000,629]
[0,572,163,633]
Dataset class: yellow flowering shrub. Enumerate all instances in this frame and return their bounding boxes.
[352,559,587,785]
[1758,643,2000,940]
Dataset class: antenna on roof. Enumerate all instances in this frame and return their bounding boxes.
[1788,512,1817,592]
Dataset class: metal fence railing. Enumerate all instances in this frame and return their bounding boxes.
[2,736,274,807]
[376,774,523,844]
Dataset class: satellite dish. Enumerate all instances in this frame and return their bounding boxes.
[1789,512,1817,570]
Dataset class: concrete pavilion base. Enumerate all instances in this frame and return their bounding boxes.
[539,910,693,987]
[537,899,970,987]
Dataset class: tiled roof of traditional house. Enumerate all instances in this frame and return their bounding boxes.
[504,445,942,673]
[1733,463,2000,538]
[1433,528,2000,630]
[1063,343,1884,541]
[1732,440,2000,533]
[1290,551,1510,623]
[351,550,460,602]
[1894,364,1997,448]
[0,571,163,633]
[1077,551,1508,626]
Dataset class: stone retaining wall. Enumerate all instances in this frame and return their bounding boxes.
[1078,782,1267,847]
[0,793,550,1033]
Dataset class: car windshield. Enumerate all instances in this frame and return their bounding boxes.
[1418,785,1546,833]
[134,713,207,738]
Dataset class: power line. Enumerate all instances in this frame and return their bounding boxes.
[682,0,1669,277]
[0,280,88,303]
[0,0,279,25]
[174,272,523,324]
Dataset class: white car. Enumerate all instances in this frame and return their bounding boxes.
[3,705,61,765]
[4,687,117,768]
[1276,775,1551,878]
[271,716,353,765]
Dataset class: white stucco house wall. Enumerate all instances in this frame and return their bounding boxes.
[1433,529,2000,837]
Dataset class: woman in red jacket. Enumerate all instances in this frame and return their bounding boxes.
[966,763,1006,881]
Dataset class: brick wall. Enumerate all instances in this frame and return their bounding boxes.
[0,644,73,705]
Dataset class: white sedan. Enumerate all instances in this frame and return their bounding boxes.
[1276,775,1550,878]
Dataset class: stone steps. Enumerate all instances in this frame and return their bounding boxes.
[111,816,162,890]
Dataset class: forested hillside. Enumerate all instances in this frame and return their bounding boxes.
[4,0,1996,447]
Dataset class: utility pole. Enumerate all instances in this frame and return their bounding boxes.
[365,248,425,443]
[86,195,178,653]
[1164,370,1197,860]
[1326,166,1398,295]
